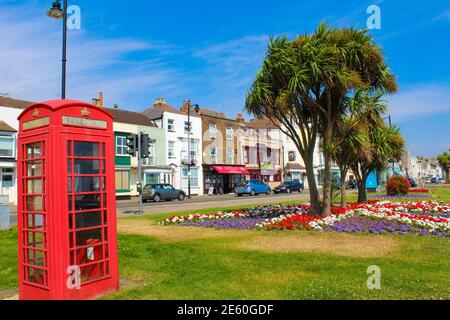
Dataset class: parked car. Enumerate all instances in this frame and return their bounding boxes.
[142,184,185,202]
[407,177,417,188]
[274,181,304,194]
[431,177,437,184]
[436,178,445,184]
[236,180,271,196]
[345,180,357,189]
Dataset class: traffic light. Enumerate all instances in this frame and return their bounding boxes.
[140,134,150,159]
[126,134,137,156]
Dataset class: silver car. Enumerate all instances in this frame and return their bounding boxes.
[142,184,186,202]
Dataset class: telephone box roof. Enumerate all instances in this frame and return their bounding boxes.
[18,99,114,120]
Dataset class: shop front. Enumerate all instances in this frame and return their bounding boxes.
[203,165,249,194]
[284,163,306,185]
[247,168,282,189]
[143,166,174,186]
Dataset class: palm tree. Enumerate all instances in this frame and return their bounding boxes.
[246,22,397,216]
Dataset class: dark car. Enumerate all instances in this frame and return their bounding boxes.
[345,180,357,189]
[274,180,304,194]
[407,177,417,188]
[142,183,185,202]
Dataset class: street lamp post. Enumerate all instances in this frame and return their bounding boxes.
[47,0,68,99]
[186,100,200,199]
[384,115,396,177]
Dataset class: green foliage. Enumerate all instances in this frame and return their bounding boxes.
[386,175,410,196]
[437,151,449,182]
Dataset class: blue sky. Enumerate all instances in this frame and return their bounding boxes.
[0,0,449,156]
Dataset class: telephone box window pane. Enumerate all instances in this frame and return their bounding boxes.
[74,194,101,210]
[75,211,101,229]
[80,263,104,283]
[67,159,72,174]
[27,161,42,176]
[76,228,102,247]
[102,160,106,174]
[27,250,46,267]
[102,143,105,157]
[76,245,104,265]
[26,232,44,249]
[26,179,43,194]
[74,142,99,157]
[26,214,44,230]
[26,267,46,286]
[68,196,73,211]
[26,196,43,211]
[103,210,108,225]
[67,141,72,156]
[74,177,100,192]
[74,159,100,174]
[27,143,42,159]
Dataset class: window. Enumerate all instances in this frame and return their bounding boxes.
[209,124,217,139]
[167,119,175,132]
[226,126,233,140]
[288,151,296,162]
[227,148,234,165]
[143,142,155,165]
[210,147,218,164]
[244,146,249,164]
[145,173,160,185]
[115,136,128,156]
[1,174,13,188]
[181,166,199,188]
[168,141,175,158]
[0,136,14,157]
[180,138,199,160]
[184,121,191,134]
[115,170,130,191]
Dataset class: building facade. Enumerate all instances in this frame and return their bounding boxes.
[109,107,167,197]
[143,98,204,195]
[239,118,284,189]
[198,109,248,194]
[0,97,34,204]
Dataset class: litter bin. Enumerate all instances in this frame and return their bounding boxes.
[0,196,11,231]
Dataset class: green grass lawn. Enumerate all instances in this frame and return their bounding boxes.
[1,185,449,299]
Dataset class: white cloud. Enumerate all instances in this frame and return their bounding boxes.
[387,83,450,121]
[0,4,186,109]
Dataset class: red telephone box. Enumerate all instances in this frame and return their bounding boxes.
[17,100,119,300]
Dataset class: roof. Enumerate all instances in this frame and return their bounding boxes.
[285,163,306,170]
[0,121,16,132]
[247,117,280,130]
[198,108,238,122]
[0,96,34,109]
[106,108,157,127]
[143,104,183,119]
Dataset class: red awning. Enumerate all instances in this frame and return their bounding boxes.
[212,165,250,175]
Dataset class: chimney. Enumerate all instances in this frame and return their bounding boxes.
[99,92,103,107]
[154,97,166,106]
[180,100,189,113]
[236,113,245,123]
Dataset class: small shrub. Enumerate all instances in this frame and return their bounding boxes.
[386,175,410,196]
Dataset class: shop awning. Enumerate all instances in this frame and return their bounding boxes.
[212,165,250,175]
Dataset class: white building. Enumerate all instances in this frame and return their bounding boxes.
[143,98,204,195]
[0,97,34,204]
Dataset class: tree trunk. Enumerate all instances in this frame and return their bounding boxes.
[321,147,332,216]
[304,153,321,216]
[339,167,347,207]
[357,175,368,203]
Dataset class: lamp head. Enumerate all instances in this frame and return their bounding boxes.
[47,1,64,19]
[193,104,200,113]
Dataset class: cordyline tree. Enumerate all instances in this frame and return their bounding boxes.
[346,92,405,202]
[245,22,397,215]
[329,90,373,207]
[437,151,450,183]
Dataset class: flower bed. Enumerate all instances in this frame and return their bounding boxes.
[409,188,431,193]
[369,194,430,200]
[160,201,450,237]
